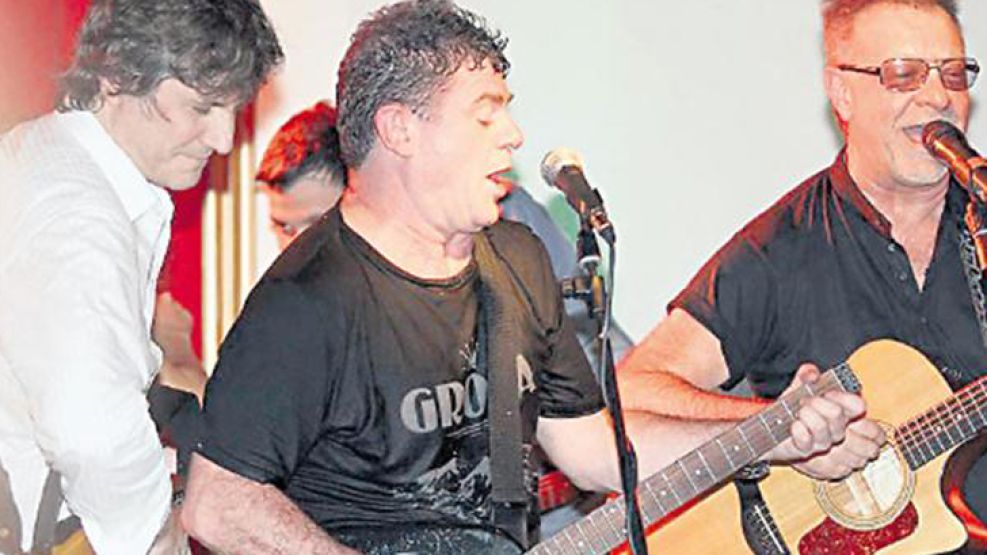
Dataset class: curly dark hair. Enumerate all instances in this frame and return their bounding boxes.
[59,0,284,111]
[256,101,347,190]
[336,0,509,169]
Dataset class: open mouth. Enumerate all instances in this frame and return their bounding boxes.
[902,124,927,145]
[487,168,516,196]
[902,119,960,147]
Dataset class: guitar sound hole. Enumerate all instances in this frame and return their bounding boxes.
[813,422,915,531]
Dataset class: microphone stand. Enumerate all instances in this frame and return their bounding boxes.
[562,221,648,555]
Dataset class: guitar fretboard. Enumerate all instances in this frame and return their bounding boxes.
[527,363,860,555]
[895,374,987,470]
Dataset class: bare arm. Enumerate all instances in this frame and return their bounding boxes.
[537,409,743,492]
[153,292,208,405]
[618,309,763,418]
[613,309,885,479]
[181,454,359,555]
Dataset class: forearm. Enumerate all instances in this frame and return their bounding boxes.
[182,455,357,555]
[618,364,767,420]
[615,308,767,419]
[188,488,345,555]
[156,358,207,405]
[540,410,745,494]
[623,409,744,483]
[154,293,208,405]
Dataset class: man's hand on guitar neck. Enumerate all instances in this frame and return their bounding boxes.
[764,364,886,480]
[616,309,887,479]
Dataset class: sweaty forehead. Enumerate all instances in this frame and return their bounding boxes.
[433,63,510,106]
[842,4,965,62]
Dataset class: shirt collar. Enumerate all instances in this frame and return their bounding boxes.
[58,110,172,222]
[828,148,967,237]
[828,149,893,237]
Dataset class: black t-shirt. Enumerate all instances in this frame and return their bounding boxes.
[197,208,604,537]
[672,151,987,519]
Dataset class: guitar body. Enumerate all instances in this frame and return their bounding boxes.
[638,484,746,554]
[645,340,969,554]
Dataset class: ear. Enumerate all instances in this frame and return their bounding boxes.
[94,78,127,113]
[372,103,417,158]
[823,66,853,124]
[98,77,116,99]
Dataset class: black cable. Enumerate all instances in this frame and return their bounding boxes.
[596,241,648,555]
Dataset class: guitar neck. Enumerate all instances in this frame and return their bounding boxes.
[895,374,987,470]
[527,363,861,554]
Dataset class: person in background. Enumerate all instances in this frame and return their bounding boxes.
[256,101,348,251]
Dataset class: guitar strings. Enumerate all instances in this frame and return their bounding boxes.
[531,371,870,554]
[817,378,987,517]
[892,376,987,465]
[896,383,986,460]
[537,374,856,554]
[896,377,986,447]
[899,379,986,452]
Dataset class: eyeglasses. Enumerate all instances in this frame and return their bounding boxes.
[837,57,980,92]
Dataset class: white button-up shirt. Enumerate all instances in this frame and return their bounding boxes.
[0,111,173,554]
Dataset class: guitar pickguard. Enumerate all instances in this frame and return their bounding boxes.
[797,502,918,555]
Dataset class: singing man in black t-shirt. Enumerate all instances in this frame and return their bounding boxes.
[619,0,985,550]
[179,1,869,553]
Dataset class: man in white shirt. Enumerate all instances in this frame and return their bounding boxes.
[0,1,282,553]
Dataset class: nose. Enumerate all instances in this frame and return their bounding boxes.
[204,106,236,155]
[501,113,524,152]
[914,67,952,111]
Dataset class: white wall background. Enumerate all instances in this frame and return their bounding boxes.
[254,1,987,340]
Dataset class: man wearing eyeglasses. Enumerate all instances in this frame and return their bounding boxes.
[618,0,987,549]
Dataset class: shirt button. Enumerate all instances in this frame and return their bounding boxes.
[898,272,908,282]
[920,316,929,324]
[887,243,896,253]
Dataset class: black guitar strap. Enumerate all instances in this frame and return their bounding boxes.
[474,232,531,549]
[733,463,789,555]
[956,219,987,383]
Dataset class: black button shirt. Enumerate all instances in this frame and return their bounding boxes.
[672,150,987,519]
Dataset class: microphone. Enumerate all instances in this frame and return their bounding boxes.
[922,120,987,200]
[540,148,616,244]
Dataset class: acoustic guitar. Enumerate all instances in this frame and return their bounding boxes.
[647,339,986,554]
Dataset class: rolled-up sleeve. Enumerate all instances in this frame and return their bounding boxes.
[0,206,170,555]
